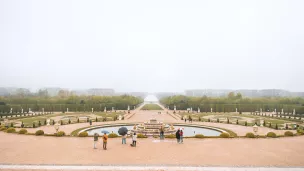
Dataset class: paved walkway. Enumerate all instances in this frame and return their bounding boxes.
[0,164,303,171]
[1,132,304,166]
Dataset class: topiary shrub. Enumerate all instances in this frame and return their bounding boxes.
[297,128,304,135]
[0,126,7,131]
[220,132,230,138]
[108,133,118,138]
[245,121,247,126]
[217,118,219,123]
[269,122,272,128]
[10,123,14,127]
[266,132,277,138]
[33,122,36,128]
[227,119,230,124]
[246,132,255,138]
[35,130,44,136]
[44,120,47,125]
[195,134,205,138]
[52,120,55,125]
[6,127,16,133]
[18,129,27,134]
[165,134,176,138]
[208,118,210,122]
[137,133,147,138]
[38,121,41,127]
[68,119,71,124]
[77,118,79,123]
[60,120,63,125]
[78,132,88,137]
[236,119,239,125]
[275,124,278,130]
[56,131,66,137]
[284,131,294,137]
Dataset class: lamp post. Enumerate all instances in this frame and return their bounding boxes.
[253,124,258,136]
[54,123,60,133]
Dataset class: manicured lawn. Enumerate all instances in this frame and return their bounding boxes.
[141,104,163,110]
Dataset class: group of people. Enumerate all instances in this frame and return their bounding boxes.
[93,132,138,149]
[175,128,184,143]
[94,133,108,150]
[93,127,185,149]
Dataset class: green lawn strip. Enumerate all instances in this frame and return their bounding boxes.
[141,104,163,110]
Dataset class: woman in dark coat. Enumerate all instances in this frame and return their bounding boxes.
[175,129,180,143]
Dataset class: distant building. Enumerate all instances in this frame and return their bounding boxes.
[87,88,115,96]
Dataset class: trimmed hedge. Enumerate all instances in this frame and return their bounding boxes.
[137,133,147,138]
[56,131,66,137]
[165,134,176,138]
[266,132,277,138]
[108,133,118,138]
[220,133,230,138]
[195,134,205,138]
[245,132,255,138]
[35,130,44,136]
[284,131,294,137]
[6,127,16,133]
[78,132,88,137]
[0,126,7,131]
[18,129,28,134]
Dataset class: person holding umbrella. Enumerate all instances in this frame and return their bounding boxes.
[118,127,128,144]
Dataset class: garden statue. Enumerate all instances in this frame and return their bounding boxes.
[92,108,94,113]
[211,108,213,113]
[47,119,50,126]
[104,107,106,112]
[198,107,200,113]
[67,108,69,113]
[21,109,23,113]
[282,108,284,114]
[236,108,238,113]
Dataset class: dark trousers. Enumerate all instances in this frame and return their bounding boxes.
[103,142,107,149]
[132,140,136,146]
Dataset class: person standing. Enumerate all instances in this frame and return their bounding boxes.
[132,133,137,147]
[160,126,164,140]
[93,133,99,149]
[179,129,184,144]
[122,134,127,144]
[175,129,180,143]
[102,133,108,150]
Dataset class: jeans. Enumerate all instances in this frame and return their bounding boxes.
[122,138,126,144]
[177,138,180,143]
[103,142,107,149]
[180,136,183,143]
[160,133,164,140]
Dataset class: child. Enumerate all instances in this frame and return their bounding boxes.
[132,133,137,147]
[93,133,99,149]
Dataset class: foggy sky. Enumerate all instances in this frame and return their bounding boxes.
[0,0,304,93]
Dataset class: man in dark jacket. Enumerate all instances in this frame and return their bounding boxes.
[175,129,180,143]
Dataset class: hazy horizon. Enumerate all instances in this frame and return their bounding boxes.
[1,0,304,92]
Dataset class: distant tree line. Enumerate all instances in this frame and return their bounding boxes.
[160,92,304,114]
[0,95,143,113]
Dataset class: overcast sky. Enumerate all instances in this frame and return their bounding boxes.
[0,0,303,93]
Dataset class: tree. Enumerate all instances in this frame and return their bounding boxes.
[228,92,235,99]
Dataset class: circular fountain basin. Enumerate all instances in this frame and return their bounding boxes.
[85,125,222,137]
